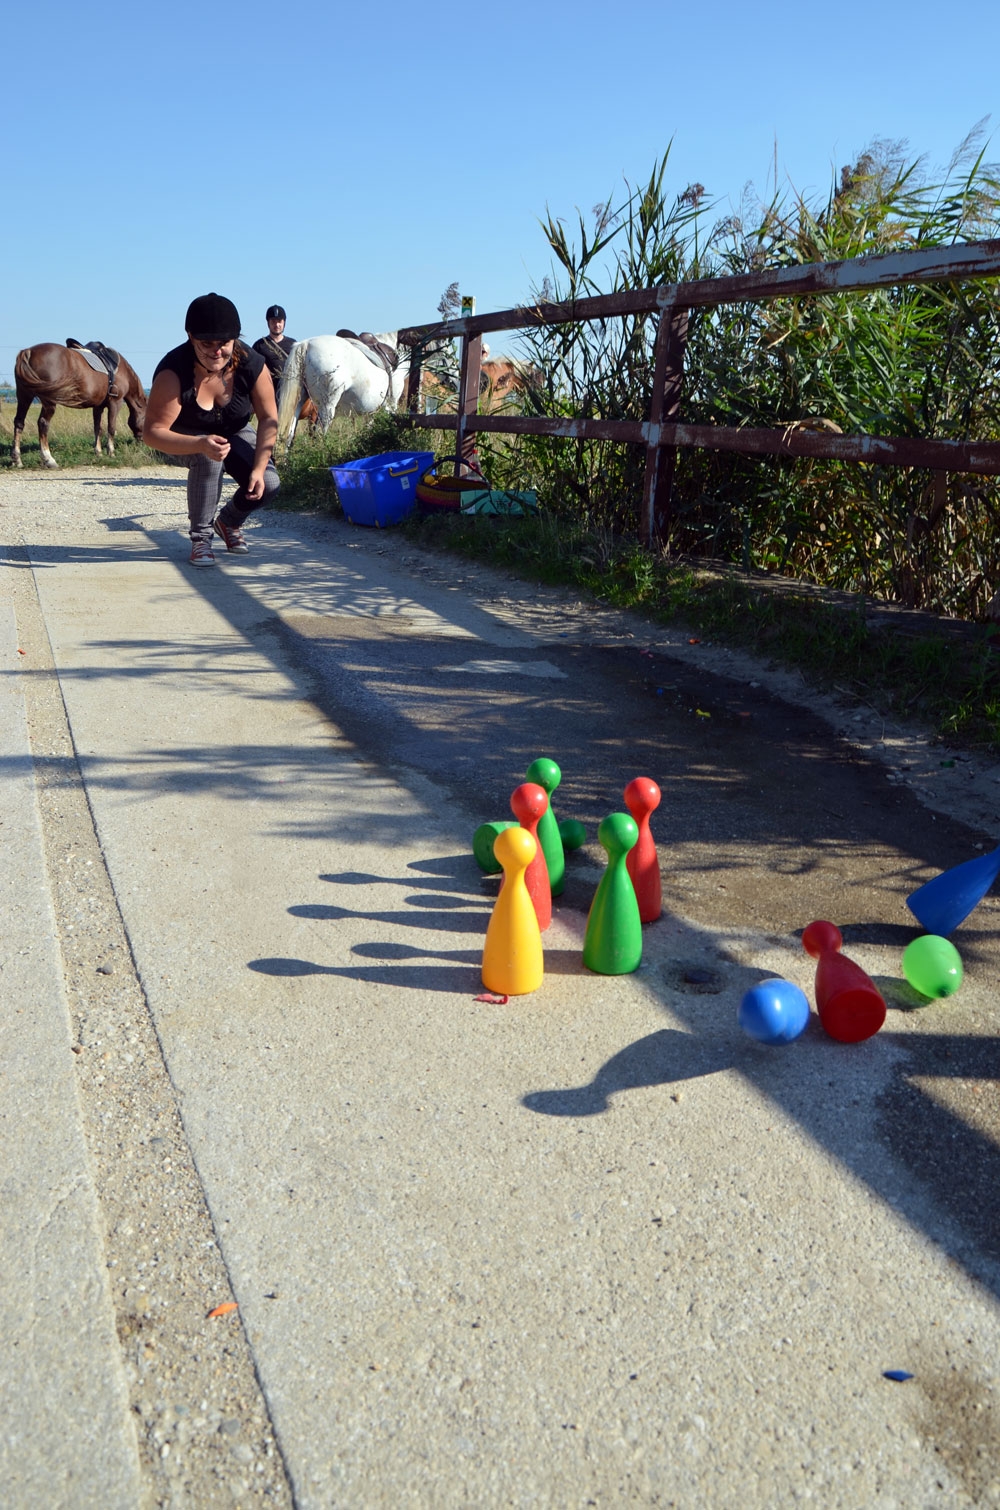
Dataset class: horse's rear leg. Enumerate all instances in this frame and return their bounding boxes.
[38,401,58,468]
[317,382,347,434]
[11,391,31,468]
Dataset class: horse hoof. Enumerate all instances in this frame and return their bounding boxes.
[43,458,59,470]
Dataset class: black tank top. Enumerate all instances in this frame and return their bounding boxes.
[153,341,265,437]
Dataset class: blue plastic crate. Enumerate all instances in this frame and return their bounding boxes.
[330,450,435,528]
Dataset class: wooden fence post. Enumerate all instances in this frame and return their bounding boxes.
[641,303,689,546]
[456,333,483,473]
[406,346,423,415]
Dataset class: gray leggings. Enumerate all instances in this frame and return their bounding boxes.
[168,426,280,541]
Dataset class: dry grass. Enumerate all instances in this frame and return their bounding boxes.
[0,396,153,469]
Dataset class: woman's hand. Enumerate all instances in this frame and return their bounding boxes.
[246,463,267,501]
[202,434,231,462]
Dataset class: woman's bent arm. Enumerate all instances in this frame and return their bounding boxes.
[245,371,278,499]
[143,371,227,459]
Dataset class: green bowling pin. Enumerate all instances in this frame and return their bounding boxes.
[582,812,642,975]
[473,820,517,874]
[526,757,565,895]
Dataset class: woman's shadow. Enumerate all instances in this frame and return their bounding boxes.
[523,1028,735,1116]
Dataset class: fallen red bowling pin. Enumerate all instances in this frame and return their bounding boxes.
[623,776,662,923]
[510,781,551,930]
[801,920,886,1043]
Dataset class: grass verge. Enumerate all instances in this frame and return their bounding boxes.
[0,399,157,470]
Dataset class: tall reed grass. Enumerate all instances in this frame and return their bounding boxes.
[480,132,1000,619]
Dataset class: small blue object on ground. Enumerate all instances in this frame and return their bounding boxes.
[882,1370,914,1382]
[330,451,435,528]
[738,978,810,1045]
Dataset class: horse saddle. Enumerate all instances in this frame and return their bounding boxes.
[66,338,120,393]
[335,329,399,376]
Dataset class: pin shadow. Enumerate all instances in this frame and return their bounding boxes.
[350,941,481,964]
[407,855,474,879]
[320,862,479,897]
[289,900,489,933]
[247,957,479,993]
[838,921,916,947]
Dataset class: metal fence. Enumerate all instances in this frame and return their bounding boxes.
[399,240,1000,543]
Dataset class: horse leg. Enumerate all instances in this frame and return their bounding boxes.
[37,401,59,468]
[316,378,347,434]
[93,403,105,456]
[106,396,122,456]
[11,392,31,468]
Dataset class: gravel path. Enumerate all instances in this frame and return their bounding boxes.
[4,465,1000,1507]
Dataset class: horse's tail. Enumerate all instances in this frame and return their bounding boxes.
[276,341,306,444]
[14,347,44,388]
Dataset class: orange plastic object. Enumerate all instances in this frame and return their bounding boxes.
[482,827,544,996]
[801,920,886,1043]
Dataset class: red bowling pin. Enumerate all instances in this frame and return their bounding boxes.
[802,920,886,1043]
[510,782,551,930]
[623,777,662,923]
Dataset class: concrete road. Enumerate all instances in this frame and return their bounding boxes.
[3,468,1000,1507]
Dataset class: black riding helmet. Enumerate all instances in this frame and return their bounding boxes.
[185,292,241,341]
[266,304,286,322]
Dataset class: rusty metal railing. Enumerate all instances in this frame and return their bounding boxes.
[399,240,1000,543]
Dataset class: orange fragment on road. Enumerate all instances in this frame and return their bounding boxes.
[206,1302,239,1318]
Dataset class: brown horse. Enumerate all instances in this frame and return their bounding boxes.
[12,344,146,468]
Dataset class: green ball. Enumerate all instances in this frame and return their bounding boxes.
[902,934,963,999]
[558,818,587,851]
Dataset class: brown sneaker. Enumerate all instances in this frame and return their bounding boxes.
[214,518,249,554]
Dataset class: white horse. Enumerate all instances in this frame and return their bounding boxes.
[276,332,410,447]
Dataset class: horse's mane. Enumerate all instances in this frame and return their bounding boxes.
[115,352,147,403]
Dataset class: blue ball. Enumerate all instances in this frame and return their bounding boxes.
[738,978,810,1045]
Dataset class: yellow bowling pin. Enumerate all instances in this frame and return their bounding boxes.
[482,827,544,995]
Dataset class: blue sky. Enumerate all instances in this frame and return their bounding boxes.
[5,0,998,384]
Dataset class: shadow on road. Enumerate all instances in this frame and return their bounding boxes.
[16,511,1000,1302]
